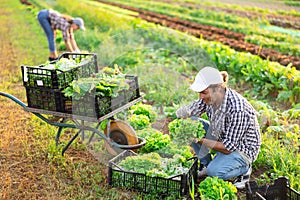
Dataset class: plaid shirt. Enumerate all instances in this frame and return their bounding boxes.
[48,9,74,41]
[188,88,261,162]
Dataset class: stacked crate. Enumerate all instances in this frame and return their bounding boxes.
[21,53,98,113]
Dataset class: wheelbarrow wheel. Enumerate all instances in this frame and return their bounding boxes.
[104,120,138,155]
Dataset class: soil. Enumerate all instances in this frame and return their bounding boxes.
[151,117,173,135]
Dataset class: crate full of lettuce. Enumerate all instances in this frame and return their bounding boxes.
[108,150,198,198]
[21,53,98,89]
[63,67,140,119]
[20,53,98,112]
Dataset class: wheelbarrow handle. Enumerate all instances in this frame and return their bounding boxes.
[0,91,27,109]
[0,91,77,129]
[1,91,146,153]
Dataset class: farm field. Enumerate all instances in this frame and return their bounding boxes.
[97,0,300,69]
[0,0,299,199]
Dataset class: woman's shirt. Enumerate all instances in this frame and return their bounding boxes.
[48,9,74,41]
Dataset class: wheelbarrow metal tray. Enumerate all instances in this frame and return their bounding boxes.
[21,53,98,89]
[25,97,142,123]
[108,150,198,198]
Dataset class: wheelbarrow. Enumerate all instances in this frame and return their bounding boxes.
[0,91,146,155]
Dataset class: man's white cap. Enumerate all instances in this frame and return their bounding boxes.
[190,66,223,92]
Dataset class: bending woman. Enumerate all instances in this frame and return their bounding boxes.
[37,9,85,61]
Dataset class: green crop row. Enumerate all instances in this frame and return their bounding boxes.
[284,1,300,7]
[178,0,300,18]
[102,0,300,58]
[199,40,300,105]
[245,34,300,57]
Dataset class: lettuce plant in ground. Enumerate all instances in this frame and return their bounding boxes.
[136,128,171,153]
[128,114,151,130]
[129,102,157,123]
[163,105,180,120]
[198,176,237,200]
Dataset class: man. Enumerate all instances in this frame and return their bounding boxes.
[176,66,261,189]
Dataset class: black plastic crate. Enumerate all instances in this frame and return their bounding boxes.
[108,150,198,198]
[24,74,139,115]
[21,53,98,89]
[246,176,300,200]
[68,75,140,118]
[25,86,69,112]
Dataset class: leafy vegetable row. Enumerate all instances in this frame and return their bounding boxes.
[100,0,300,57]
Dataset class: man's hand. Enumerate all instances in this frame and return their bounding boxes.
[189,137,199,145]
[176,105,191,119]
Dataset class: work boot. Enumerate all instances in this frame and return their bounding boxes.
[49,57,58,62]
[197,166,207,178]
[233,166,252,189]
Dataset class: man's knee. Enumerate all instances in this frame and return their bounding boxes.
[206,166,226,180]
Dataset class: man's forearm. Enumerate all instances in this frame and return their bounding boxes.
[199,138,231,154]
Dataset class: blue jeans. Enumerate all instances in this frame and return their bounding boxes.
[206,151,249,180]
[37,10,55,52]
[190,117,249,180]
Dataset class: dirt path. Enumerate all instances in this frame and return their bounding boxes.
[0,2,105,199]
[0,3,38,199]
